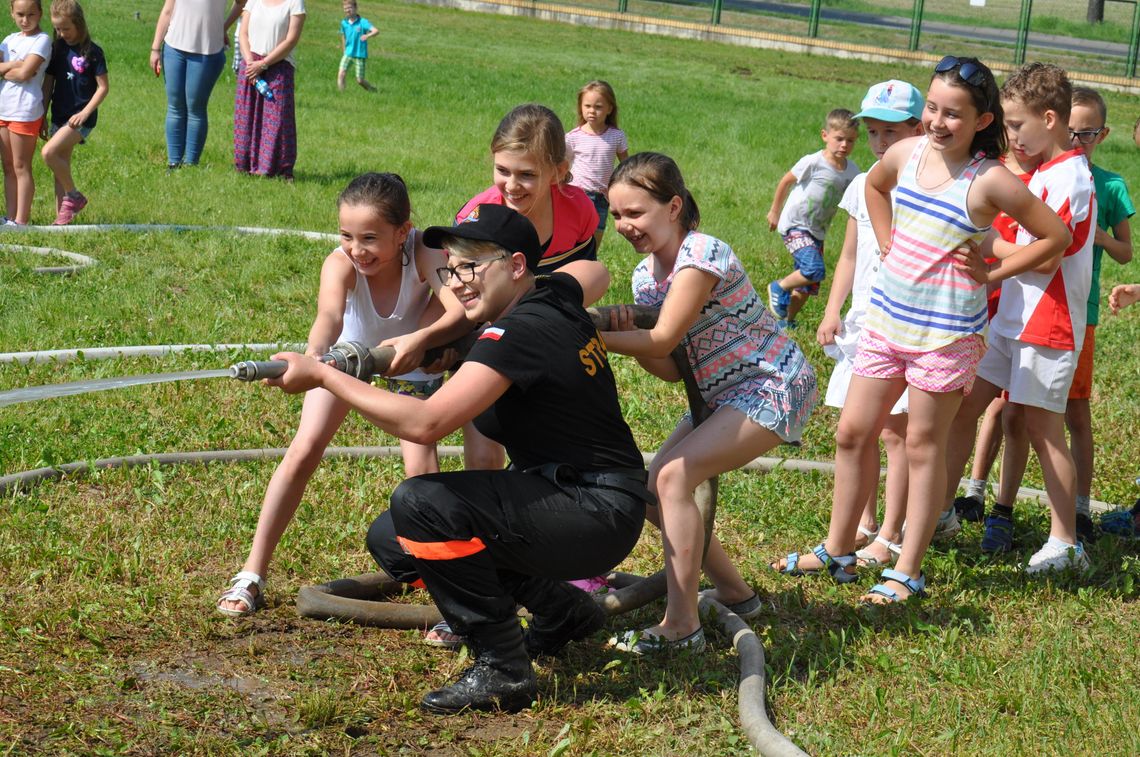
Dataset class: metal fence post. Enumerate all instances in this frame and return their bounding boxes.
[712,0,723,25]
[617,0,628,14]
[808,0,822,38]
[1128,0,1140,77]
[909,0,925,51]
[1015,0,1034,65]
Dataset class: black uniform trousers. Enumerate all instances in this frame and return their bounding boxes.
[367,467,646,636]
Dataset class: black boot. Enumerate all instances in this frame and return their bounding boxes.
[523,583,606,658]
[421,620,537,714]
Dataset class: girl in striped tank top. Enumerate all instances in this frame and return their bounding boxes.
[772,57,1070,604]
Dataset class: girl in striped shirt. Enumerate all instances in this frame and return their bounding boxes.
[566,80,629,249]
[772,57,1069,604]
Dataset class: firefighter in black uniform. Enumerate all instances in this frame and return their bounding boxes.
[265,205,649,714]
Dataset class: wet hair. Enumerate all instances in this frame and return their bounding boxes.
[1001,62,1071,125]
[491,103,569,184]
[1071,85,1107,125]
[576,80,620,128]
[609,152,700,232]
[932,56,1006,160]
[337,172,411,227]
[49,0,90,57]
[825,108,858,133]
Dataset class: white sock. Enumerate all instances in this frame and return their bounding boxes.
[1076,495,1091,516]
[1046,535,1078,550]
[965,478,986,500]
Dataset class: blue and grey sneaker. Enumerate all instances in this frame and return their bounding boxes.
[767,280,789,319]
[980,514,1014,553]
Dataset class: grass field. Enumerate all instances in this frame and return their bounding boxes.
[2,0,1140,753]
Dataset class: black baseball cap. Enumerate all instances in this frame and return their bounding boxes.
[423,204,543,272]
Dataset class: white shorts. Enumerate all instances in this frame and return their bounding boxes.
[975,331,1077,413]
[823,313,907,414]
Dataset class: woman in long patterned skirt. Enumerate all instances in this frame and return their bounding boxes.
[235,0,305,179]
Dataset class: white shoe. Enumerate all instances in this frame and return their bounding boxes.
[931,509,962,542]
[1026,537,1089,574]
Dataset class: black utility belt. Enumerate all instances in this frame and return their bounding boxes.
[522,463,654,507]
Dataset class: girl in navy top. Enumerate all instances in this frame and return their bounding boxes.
[41,0,107,225]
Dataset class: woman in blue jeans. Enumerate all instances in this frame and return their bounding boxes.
[151,0,246,169]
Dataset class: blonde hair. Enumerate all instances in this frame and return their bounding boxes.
[824,108,857,132]
[490,104,569,184]
[49,0,90,56]
[576,80,619,128]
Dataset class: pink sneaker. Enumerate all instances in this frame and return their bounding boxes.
[53,192,87,225]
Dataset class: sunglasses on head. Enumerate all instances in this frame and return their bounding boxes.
[935,55,986,89]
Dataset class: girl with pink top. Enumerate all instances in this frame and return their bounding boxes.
[565,80,629,248]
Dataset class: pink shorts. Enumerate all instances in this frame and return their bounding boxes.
[852,331,985,394]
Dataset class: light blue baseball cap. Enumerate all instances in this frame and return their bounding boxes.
[854,80,925,122]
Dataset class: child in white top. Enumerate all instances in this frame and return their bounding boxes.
[0,0,51,225]
[772,57,1070,604]
[566,80,629,248]
[817,80,925,568]
[766,108,860,327]
[217,173,468,617]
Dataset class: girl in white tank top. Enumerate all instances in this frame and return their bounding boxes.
[217,173,468,617]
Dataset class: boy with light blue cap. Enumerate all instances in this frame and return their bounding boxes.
[814,78,924,568]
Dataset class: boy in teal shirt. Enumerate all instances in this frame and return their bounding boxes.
[1066,86,1134,539]
[339,1,379,92]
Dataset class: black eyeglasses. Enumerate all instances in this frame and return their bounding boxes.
[935,55,986,89]
[435,254,507,284]
[1068,128,1104,145]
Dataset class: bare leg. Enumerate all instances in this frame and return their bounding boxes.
[399,438,439,478]
[857,412,908,565]
[41,125,84,197]
[1065,398,1093,501]
[863,386,964,602]
[943,378,1002,511]
[996,402,1029,507]
[786,290,810,321]
[357,77,376,92]
[772,374,904,572]
[218,389,350,612]
[1024,405,1078,544]
[0,128,17,220]
[338,68,347,91]
[646,407,783,641]
[8,132,37,224]
[461,422,505,471]
[971,396,1007,481]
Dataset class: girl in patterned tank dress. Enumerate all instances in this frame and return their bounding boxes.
[601,152,818,653]
[771,57,1070,604]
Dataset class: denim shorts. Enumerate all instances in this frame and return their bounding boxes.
[585,190,609,233]
[782,228,826,294]
[50,121,93,140]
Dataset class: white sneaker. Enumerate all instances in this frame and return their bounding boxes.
[931,509,962,542]
[1026,537,1089,574]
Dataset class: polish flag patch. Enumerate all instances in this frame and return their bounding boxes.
[479,327,505,341]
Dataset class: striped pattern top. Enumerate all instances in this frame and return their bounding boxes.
[865,137,990,351]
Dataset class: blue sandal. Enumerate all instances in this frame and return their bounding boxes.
[772,543,858,584]
[862,568,927,605]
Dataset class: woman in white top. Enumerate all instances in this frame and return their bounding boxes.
[234,0,305,179]
[151,0,246,169]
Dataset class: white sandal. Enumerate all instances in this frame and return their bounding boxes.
[855,523,879,550]
[856,534,903,568]
[216,571,266,617]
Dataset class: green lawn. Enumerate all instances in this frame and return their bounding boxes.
[2,0,1140,754]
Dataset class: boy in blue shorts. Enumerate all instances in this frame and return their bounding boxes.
[339,0,379,92]
[767,108,860,328]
